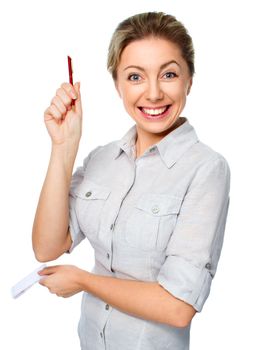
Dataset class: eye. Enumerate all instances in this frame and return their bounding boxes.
[128,74,141,82]
[163,71,177,79]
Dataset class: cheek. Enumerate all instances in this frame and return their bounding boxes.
[163,82,187,100]
[122,86,143,106]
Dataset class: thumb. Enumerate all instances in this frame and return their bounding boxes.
[74,82,82,115]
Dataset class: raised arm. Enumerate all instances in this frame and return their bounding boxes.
[32,82,82,262]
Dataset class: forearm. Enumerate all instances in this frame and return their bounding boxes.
[32,143,78,261]
[83,273,186,328]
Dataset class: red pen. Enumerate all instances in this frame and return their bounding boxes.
[67,55,75,106]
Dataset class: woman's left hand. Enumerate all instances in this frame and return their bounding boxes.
[38,265,88,298]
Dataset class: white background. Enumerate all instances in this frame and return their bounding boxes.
[0,0,255,349]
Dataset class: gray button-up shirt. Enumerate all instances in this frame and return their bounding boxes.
[68,117,231,350]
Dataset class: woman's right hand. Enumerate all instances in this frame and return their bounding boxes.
[44,82,82,146]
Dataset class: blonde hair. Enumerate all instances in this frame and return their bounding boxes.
[107,11,195,80]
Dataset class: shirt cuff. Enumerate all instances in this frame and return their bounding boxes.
[156,255,212,312]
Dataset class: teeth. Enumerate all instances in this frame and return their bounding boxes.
[142,106,168,115]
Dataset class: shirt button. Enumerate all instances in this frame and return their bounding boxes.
[205,263,211,269]
[100,332,103,338]
[150,146,156,152]
[105,304,109,310]
[151,205,160,214]
[110,223,114,230]
[85,191,92,197]
[107,253,110,259]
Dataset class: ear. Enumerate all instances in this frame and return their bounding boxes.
[114,80,122,98]
[187,77,193,96]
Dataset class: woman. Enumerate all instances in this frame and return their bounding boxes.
[33,12,231,350]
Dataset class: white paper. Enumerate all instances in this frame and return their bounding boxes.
[11,264,47,298]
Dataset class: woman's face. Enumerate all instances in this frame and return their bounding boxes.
[115,37,193,137]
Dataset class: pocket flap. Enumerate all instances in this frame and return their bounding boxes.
[136,193,183,216]
[74,179,111,200]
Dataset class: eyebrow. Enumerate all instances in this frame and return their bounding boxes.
[123,60,181,72]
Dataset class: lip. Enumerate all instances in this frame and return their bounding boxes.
[138,104,172,121]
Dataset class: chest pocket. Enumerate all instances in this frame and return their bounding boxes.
[74,179,111,237]
[124,193,183,252]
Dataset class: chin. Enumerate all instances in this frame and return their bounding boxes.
[136,115,181,132]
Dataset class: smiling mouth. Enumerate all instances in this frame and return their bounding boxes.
[138,105,171,116]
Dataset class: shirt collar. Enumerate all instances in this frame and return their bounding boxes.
[114,117,199,168]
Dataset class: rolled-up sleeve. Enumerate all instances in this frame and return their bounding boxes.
[156,155,231,312]
[67,145,102,253]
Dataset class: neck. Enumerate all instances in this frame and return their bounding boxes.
[135,117,185,158]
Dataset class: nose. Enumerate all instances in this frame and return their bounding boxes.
[145,79,164,102]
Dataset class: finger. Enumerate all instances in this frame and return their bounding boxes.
[49,288,57,294]
[38,266,59,276]
[44,104,63,122]
[73,82,82,115]
[47,104,62,120]
[50,102,64,121]
[62,293,73,298]
[56,87,73,107]
[38,277,48,286]
[61,82,77,101]
[44,106,53,121]
[51,95,67,116]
